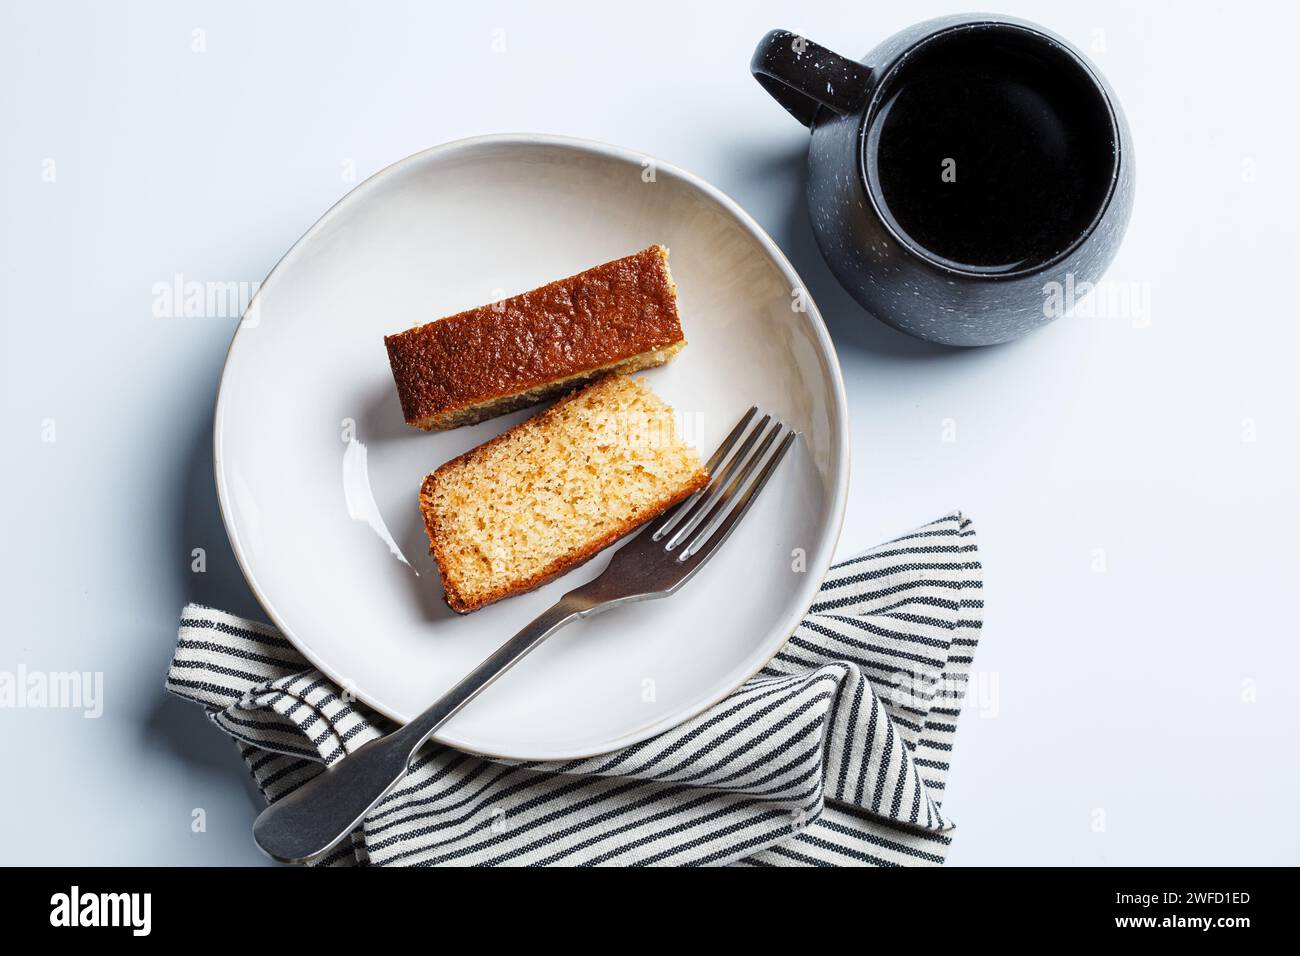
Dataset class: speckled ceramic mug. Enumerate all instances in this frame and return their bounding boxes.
[752,14,1133,346]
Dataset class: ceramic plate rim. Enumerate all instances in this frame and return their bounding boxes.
[212,132,851,760]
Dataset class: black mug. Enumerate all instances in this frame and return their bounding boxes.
[752,14,1134,346]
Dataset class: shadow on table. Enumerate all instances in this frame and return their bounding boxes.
[142,403,274,820]
[143,695,267,814]
[170,410,268,620]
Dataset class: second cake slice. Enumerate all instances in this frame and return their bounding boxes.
[386,245,686,430]
[420,374,708,613]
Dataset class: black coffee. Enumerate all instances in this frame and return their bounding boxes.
[865,27,1116,273]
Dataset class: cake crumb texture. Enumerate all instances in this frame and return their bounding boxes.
[420,374,708,613]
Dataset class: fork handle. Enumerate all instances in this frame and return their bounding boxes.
[252,591,595,863]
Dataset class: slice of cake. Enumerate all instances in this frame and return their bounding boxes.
[385,245,687,431]
[420,374,708,613]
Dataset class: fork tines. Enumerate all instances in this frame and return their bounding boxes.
[653,406,796,563]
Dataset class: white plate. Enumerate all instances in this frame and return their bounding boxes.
[214,134,849,760]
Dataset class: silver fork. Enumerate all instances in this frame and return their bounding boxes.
[252,407,796,863]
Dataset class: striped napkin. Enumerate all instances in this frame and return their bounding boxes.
[167,513,982,866]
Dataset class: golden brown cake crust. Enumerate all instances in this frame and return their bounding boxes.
[385,245,686,430]
[418,378,709,614]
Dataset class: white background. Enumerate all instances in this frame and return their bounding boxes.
[2,0,1296,865]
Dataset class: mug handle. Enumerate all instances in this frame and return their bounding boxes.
[750,29,873,128]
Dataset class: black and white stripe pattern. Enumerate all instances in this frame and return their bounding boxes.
[167,513,981,866]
